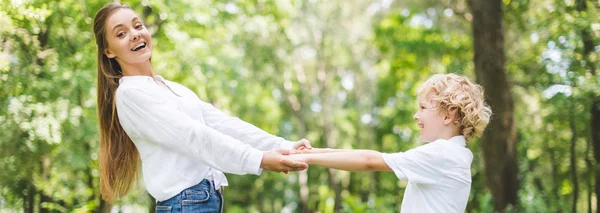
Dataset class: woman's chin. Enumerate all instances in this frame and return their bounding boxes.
[129,55,152,64]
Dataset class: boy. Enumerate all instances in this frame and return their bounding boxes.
[290,74,492,213]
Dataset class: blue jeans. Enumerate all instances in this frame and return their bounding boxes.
[155,179,223,213]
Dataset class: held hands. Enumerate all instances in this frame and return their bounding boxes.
[260,139,314,173]
[261,149,308,173]
[288,139,312,168]
[294,148,337,154]
[293,138,313,150]
[291,139,343,154]
[286,154,308,163]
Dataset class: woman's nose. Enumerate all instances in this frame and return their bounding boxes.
[131,31,141,41]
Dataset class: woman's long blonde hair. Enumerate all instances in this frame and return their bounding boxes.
[93,2,139,202]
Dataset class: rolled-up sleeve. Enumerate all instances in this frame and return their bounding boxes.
[198,100,294,151]
[116,87,263,175]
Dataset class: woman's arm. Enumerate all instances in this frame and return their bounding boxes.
[289,150,393,172]
[198,101,309,150]
[116,87,307,174]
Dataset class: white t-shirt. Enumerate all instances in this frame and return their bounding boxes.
[382,136,473,213]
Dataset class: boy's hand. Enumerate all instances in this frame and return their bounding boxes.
[292,138,312,150]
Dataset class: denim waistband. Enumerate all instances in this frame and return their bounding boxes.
[156,179,223,207]
[188,179,220,194]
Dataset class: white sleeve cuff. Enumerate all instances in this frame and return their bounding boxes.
[245,149,264,175]
[381,153,408,180]
[278,140,296,150]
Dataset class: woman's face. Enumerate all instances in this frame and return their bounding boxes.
[103,8,152,66]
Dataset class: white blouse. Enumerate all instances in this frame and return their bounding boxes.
[115,75,294,201]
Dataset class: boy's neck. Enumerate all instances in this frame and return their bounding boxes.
[435,127,462,141]
[437,134,463,141]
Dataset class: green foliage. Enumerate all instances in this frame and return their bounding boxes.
[0,0,598,212]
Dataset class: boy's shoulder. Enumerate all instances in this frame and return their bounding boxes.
[428,136,467,148]
[401,136,469,156]
[431,137,473,165]
[418,136,472,161]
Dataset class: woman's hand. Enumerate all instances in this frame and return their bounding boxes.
[260,149,308,173]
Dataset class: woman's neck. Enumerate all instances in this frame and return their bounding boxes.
[120,60,154,77]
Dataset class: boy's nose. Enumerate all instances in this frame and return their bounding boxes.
[413,112,418,120]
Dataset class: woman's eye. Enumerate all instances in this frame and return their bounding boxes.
[117,32,125,37]
[135,24,143,29]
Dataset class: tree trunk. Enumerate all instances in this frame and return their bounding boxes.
[592,99,600,211]
[468,0,518,211]
[550,147,560,203]
[586,139,593,213]
[39,154,51,213]
[570,97,579,213]
[24,183,35,213]
[40,192,51,213]
[575,0,599,211]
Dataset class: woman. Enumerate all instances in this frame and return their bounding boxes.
[93,3,310,212]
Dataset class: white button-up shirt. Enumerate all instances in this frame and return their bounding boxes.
[115,75,294,201]
[382,136,472,213]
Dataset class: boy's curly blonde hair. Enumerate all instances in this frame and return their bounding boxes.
[417,74,492,141]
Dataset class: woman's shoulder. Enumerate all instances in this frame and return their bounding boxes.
[163,80,199,96]
[116,80,148,95]
[115,81,163,105]
[163,79,190,89]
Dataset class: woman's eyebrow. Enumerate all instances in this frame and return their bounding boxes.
[111,17,140,33]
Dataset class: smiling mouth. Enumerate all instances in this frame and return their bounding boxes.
[131,42,147,51]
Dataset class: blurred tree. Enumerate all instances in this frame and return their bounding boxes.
[469,0,519,211]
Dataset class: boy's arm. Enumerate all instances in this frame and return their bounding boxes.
[296,148,350,154]
[289,150,393,172]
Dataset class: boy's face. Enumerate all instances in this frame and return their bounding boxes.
[413,96,447,142]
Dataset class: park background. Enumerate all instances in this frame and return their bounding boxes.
[1,0,600,212]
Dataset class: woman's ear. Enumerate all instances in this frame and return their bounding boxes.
[104,48,116,59]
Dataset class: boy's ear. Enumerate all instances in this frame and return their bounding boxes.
[104,48,116,59]
[444,107,459,125]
